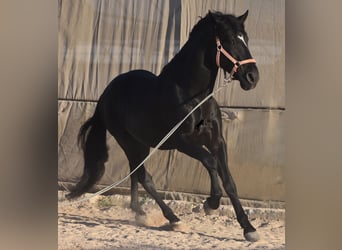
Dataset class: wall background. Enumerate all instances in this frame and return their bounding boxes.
[58,0,285,201]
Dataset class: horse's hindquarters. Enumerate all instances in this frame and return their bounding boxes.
[101,70,169,147]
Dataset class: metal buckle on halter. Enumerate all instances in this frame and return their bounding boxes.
[223,71,233,84]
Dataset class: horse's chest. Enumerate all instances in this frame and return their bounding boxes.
[194,118,213,135]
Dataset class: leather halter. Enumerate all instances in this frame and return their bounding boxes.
[215,37,256,78]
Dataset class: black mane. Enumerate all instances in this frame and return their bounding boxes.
[188,14,213,38]
[189,11,241,39]
[159,11,245,80]
[158,13,217,79]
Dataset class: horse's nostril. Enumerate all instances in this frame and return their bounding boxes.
[246,72,255,84]
[246,71,259,85]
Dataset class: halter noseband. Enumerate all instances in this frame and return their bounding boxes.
[216,37,256,80]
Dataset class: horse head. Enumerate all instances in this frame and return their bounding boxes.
[209,10,259,90]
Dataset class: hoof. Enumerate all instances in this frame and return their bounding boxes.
[171,221,190,233]
[244,231,260,242]
[203,200,216,215]
[135,214,151,227]
[135,211,168,227]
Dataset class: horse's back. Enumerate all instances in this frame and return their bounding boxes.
[101,69,158,104]
[98,69,167,146]
[106,70,158,94]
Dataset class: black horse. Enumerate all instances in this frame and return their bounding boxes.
[67,10,260,242]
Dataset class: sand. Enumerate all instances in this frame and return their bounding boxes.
[58,191,285,249]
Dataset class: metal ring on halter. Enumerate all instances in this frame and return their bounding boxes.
[223,70,234,84]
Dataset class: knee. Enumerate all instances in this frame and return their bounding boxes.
[223,182,238,198]
[211,137,226,152]
[203,157,218,170]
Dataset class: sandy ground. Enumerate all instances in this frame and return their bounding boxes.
[58,191,285,250]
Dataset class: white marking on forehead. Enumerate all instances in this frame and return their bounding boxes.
[237,34,248,47]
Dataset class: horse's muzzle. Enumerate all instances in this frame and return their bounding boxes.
[246,70,259,86]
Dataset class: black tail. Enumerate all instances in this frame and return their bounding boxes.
[66,110,108,200]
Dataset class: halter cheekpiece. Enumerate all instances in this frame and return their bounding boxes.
[215,37,256,81]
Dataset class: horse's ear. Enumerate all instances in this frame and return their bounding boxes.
[238,10,249,23]
[208,11,219,33]
[208,10,220,33]
[208,11,216,24]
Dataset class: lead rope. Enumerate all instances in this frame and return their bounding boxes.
[58,69,233,208]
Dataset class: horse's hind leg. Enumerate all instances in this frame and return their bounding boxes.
[108,128,144,215]
[137,164,181,224]
[129,167,145,215]
[129,147,180,224]
[110,130,180,225]
[132,159,180,224]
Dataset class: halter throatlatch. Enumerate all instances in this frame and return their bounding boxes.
[216,37,256,82]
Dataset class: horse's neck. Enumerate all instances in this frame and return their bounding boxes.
[158,36,218,96]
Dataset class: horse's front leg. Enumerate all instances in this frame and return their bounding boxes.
[177,138,223,211]
[209,135,260,242]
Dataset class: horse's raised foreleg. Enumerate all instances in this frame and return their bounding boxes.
[177,141,223,211]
